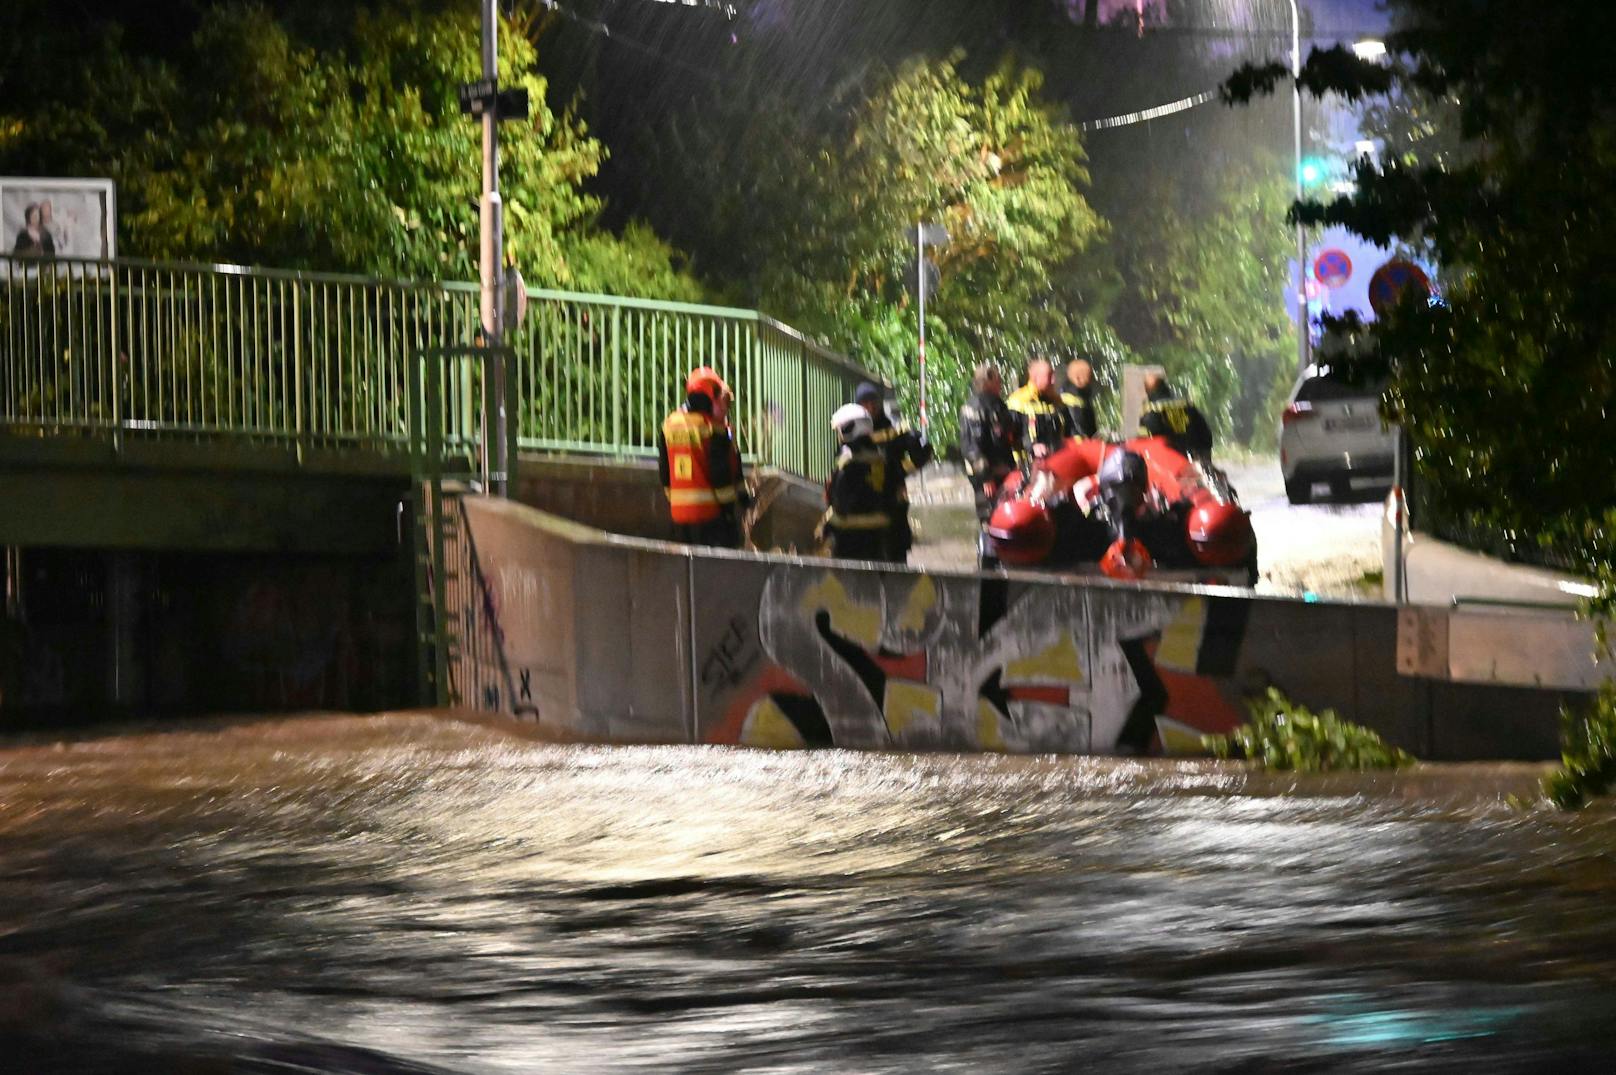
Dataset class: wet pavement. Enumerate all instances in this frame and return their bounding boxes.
[3,712,1614,1073]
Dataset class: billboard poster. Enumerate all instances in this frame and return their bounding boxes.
[1,177,117,262]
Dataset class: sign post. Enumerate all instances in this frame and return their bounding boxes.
[459,1,530,497]
[914,221,948,442]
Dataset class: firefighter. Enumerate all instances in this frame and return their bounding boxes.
[1006,358,1078,463]
[1064,358,1099,439]
[958,362,1019,522]
[820,402,891,561]
[658,366,748,548]
[856,382,932,564]
[1137,371,1214,458]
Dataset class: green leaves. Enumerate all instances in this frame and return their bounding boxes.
[717,54,1102,447]
[0,3,701,297]
[1540,684,1616,810]
[1204,688,1417,772]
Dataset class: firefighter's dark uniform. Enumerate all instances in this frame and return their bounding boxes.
[1137,384,1214,457]
[1005,383,1079,464]
[869,412,933,564]
[1065,383,1098,439]
[658,394,745,547]
[823,437,891,561]
[959,388,1019,522]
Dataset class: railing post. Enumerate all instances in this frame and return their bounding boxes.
[292,284,304,465]
[800,336,812,478]
[109,262,122,454]
[611,304,623,453]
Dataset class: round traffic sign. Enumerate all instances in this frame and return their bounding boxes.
[1313,249,1353,290]
[1368,259,1432,317]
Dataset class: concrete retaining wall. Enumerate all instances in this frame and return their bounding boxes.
[514,453,826,552]
[454,495,1592,761]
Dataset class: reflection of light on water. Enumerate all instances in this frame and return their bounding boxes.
[1308,995,1528,1047]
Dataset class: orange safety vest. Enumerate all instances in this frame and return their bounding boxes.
[662,409,738,524]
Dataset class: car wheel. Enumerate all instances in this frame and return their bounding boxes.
[1285,477,1312,504]
[1329,476,1352,501]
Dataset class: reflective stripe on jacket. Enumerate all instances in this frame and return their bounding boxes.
[661,409,734,523]
[1005,383,1078,459]
[824,444,890,530]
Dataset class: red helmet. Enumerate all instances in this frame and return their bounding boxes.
[985,499,1056,566]
[1185,499,1254,566]
[1100,537,1153,580]
[685,366,732,402]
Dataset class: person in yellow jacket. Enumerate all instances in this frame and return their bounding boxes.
[1005,358,1079,464]
[658,366,749,547]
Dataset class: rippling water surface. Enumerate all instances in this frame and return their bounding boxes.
[2,713,1615,1073]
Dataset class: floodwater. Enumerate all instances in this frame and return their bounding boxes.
[3,714,1615,1074]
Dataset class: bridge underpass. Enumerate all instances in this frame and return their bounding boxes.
[0,254,873,724]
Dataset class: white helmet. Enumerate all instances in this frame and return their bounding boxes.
[831,402,873,443]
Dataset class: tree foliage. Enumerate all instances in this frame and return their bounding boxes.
[0,2,700,298]
[1108,161,1297,448]
[1225,0,1616,569]
[702,55,1107,444]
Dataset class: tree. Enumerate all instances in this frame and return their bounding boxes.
[734,56,1105,446]
[1109,160,1297,447]
[1225,1,1616,568]
[0,2,700,297]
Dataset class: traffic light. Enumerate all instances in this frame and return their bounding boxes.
[1298,157,1328,187]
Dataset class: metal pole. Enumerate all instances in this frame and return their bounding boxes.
[479,0,508,496]
[916,222,928,440]
[1290,0,1310,374]
[1392,425,1408,603]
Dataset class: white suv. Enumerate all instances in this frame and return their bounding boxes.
[1278,364,1396,504]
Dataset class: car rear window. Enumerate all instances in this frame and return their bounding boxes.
[1295,375,1384,403]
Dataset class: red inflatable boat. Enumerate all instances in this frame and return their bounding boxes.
[982,436,1258,584]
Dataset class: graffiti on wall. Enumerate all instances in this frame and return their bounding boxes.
[704,567,1250,755]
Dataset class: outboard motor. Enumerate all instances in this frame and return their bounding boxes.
[1096,449,1148,536]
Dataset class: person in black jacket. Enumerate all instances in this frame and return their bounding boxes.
[1063,358,1099,439]
[958,362,1019,522]
[1137,371,1214,457]
[856,381,933,563]
[821,403,892,561]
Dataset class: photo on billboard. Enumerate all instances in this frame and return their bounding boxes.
[0,177,117,277]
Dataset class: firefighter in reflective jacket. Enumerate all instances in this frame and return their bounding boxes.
[1137,371,1214,458]
[856,381,932,564]
[659,366,748,548]
[820,403,891,561]
[1006,357,1079,464]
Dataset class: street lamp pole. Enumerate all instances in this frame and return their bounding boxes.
[1289,0,1310,373]
[916,222,928,442]
[479,0,508,496]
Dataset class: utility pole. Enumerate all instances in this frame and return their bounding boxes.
[478,0,508,496]
[1290,0,1311,374]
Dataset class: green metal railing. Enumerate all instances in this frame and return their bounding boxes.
[1,254,876,481]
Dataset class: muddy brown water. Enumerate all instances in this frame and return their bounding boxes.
[2,713,1614,1073]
